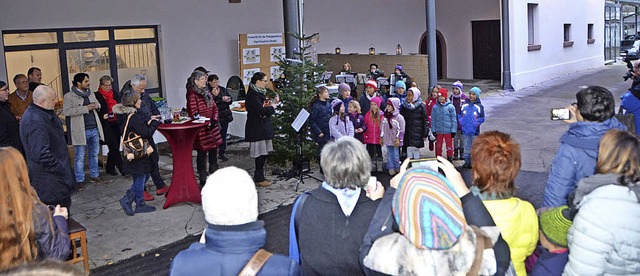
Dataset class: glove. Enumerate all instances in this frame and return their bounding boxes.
[209,120,219,129]
[451,132,456,138]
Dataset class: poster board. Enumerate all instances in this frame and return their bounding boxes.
[238,33,285,89]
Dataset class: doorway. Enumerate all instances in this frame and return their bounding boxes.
[419,30,446,79]
[471,20,501,80]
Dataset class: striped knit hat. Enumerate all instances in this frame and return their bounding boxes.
[392,168,466,249]
[366,80,378,90]
[539,205,572,248]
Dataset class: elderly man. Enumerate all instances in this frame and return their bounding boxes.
[8,74,33,119]
[63,73,105,185]
[120,74,169,200]
[28,67,43,92]
[20,85,75,207]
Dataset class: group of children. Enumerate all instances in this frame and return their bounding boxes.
[309,79,486,175]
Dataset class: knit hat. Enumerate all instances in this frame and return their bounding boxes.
[452,81,463,92]
[408,87,421,96]
[469,87,482,98]
[539,205,573,248]
[202,166,258,225]
[438,88,449,99]
[395,81,406,91]
[369,96,382,108]
[395,64,403,71]
[331,98,344,113]
[366,80,378,90]
[392,168,467,250]
[338,83,351,94]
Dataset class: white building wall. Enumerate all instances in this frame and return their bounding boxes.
[509,0,605,90]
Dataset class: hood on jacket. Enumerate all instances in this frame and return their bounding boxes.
[560,118,627,157]
[387,97,401,116]
[112,103,136,115]
[572,173,640,208]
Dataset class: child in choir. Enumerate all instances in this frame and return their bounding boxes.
[458,87,485,168]
[329,99,354,140]
[363,96,383,172]
[450,81,468,160]
[431,88,456,161]
[347,101,366,143]
[380,98,405,176]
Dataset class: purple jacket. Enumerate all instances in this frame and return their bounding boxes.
[348,113,367,143]
[381,98,406,146]
[329,114,354,141]
[450,93,469,130]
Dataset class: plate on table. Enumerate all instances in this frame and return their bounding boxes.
[172,117,191,124]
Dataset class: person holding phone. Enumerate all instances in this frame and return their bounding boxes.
[0,147,70,270]
[94,75,124,176]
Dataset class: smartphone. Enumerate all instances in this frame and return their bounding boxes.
[408,158,439,171]
[551,108,570,120]
[367,176,378,192]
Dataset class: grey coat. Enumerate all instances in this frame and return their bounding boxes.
[62,90,104,145]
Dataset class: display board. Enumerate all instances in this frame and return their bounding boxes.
[238,33,286,86]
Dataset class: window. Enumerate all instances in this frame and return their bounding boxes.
[527,4,541,51]
[587,23,595,44]
[564,24,574,47]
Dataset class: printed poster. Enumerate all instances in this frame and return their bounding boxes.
[270,46,285,62]
[242,48,260,64]
[243,68,259,84]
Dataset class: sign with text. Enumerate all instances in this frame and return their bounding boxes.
[239,33,285,89]
[247,33,283,46]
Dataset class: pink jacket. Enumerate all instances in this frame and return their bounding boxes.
[363,110,382,145]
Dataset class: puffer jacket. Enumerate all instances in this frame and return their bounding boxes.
[400,98,428,148]
[308,99,331,144]
[542,118,627,207]
[113,104,158,175]
[363,110,382,145]
[348,113,367,143]
[33,203,70,261]
[381,98,405,147]
[482,197,538,276]
[186,87,222,151]
[430,100,457,134]
[564,173,640,275]
[329,114,354,141]
[450,93,469,131]
[459,98,485,136]
[621,90,640,134]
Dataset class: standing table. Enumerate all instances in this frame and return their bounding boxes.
[157,121,208,209]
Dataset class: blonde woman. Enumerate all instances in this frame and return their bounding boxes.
[0,147,70,270]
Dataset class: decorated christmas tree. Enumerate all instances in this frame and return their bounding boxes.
[269,33,325,168]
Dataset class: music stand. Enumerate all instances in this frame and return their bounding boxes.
[335,74,355,84]
[287,109,322,191]
[322,71,333,84]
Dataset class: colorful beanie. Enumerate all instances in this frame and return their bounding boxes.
[452,81,464,92]
[331,98,343,113]
[539,205,572,248]
[392,168,466,250]
[469,87,482,98]
[338,83,351,94]
[369,96,382,108]
[366,80,378,90]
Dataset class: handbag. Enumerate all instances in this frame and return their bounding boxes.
[238,249,273,276]
[615,105,636,134]
[120,113,154,161]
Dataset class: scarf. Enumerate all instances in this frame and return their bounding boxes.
[401,98,422,111]
[322,182,361,217]
[72,86,91,98]
[249,83,267,95]
[470,186,514,200]
[384,110,395,129]
[98,87,117,114]
[194,85,213,107]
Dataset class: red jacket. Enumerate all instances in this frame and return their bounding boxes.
[186,88,222,151]
[425,98,437,126]
[363,110,382,145]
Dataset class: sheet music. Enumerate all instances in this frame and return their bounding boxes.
[291,108,310,132]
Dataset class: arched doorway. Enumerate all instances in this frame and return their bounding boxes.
[419,30,446,80]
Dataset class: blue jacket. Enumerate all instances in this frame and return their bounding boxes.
[458,98,485,136]
[542,118,627,207]
[621,91,640,134]
[309,99,332,143]
[530,249,568,276]
[430,100,457,134]
[170,221,300,276]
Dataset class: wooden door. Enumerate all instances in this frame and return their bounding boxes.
[472,20,501,80]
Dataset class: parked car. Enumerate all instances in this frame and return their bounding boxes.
[621,40,640,60]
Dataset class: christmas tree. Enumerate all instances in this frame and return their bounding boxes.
[270,33,326,168]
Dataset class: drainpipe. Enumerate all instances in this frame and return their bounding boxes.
[501,0,514,91]
[283,0,299,58]
[426,0,437,89]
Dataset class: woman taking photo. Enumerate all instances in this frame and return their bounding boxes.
[187,70,222,187]
[245,72,278,187]
[0,147,70,270]
[94,75,123,175]
[113,92,159,215]
[564,129,640,275]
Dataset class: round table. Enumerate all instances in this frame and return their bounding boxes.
[157,121,208,209]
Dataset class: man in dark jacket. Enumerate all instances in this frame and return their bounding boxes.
[0,80,24,154]
[209,74,234,161]
[20,85,75,207]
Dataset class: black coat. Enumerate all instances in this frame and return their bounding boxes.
[94,92,121,148]
[213,86,234,124]
[308,99,331,144]
[244,86,275,142]
[113,104,158,175]
[0,101,23,154]
[19,103,75,204]
[400,100,429,148]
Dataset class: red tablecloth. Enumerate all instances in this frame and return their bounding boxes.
[157,121,208,209]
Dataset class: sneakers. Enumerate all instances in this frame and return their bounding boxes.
[255,179,272,187]
[218,154,229,162]
[143,191,155,201]
[156,186,170,196]
[389,169,396,176]
[119,190,135,216]
[135,203,156,213]
[90,177,106,184]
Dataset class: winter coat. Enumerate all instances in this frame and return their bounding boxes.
[329,114,354,141]
[244,86,275,142]
[542,118,627,207]
[564,173,640,275]
[20,104,75,205]
[186,87,222,151]
[62,90,104,145]
[121,80,158,120]
[621,90,640,134]
[309,99,332,144]
[113,104,158,175]
[459,98,485,136]
[8,90,32,118]
[212,86,234,124]
[33,203,70,261]
[170,221,300,276]
[482,197,538,276]
[0,101,23,153]
[359,93,385,115]
[363,110,382,145]
[430,100,457,134]
[348,113,367,143]
[450,93,469,131]
[381,98,405,147]
[94,91,121,149]
[400,98,428,148]
[530,249,568,276]
[338,95,352,108]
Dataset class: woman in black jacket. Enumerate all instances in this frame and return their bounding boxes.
[0,80,23,154]
[113,92,159,216]
[208,74,234,161]
[244,72,278,187]
[94,75,124,175]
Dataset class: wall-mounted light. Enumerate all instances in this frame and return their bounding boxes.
[369,45,376,55]
[396,44,403,55]
[335,46,341,54]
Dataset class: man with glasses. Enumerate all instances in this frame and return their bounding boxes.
[8,74,33,120]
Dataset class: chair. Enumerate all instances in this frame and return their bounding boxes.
[66,218,90,275]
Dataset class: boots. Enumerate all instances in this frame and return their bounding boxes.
[119,189,135,216]
[135,198,156,213]
[208,163,218,174]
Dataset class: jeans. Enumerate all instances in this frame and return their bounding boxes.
[74,128,100,182]
[131,174,151,202]
[406,146,421,159]
[219,122,229,155]
[453,130,464,150]
[463,135,476,164]
[386,146,400,170]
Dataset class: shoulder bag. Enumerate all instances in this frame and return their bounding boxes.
[120,113,154,161]
[614,105,636,134]
[238,249,273,276]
